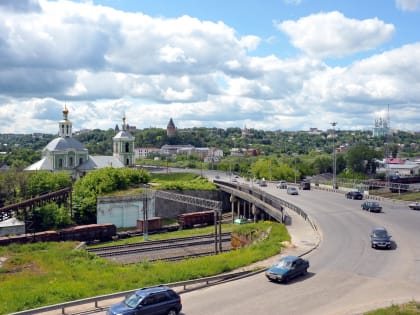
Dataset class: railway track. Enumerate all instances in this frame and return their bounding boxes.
[87,233,232,264]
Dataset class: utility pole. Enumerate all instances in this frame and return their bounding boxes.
[331,122,337,189]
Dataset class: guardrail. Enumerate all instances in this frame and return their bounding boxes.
[214,180,318,233]
[11,270,254,315]
[12,180,318,315]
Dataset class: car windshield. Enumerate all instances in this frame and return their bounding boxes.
[124,292,144,308]
[371,202,379,206]
[373,230,388,238]
[275,259,293,268]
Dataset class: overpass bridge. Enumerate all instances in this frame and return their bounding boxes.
[214,180,286,224]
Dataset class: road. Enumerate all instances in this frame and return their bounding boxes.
[85,172,420,315]
[178,178,420,315]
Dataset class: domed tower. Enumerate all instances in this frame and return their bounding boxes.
[167,118,176,137]
[26,105,88,171]
[59,105,72,138]
[113,114,135,166]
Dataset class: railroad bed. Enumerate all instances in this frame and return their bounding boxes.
[87,233,232,264]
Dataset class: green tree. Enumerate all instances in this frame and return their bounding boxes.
[72,168,150,224]
[346,144,381,175]
[32,203,72,231]
[312,155,332,174]
[25,171,72,198]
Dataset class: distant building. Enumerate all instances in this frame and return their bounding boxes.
[308,128,322,135]
[373,116,391,137]
[377,158,420,176]
[167,118,176,137]
[24,106,133,177]
[160,144,194,155]
[241,125,254,138]
[230,148,245,157]
[135,147,161,159]
[245,149,260,156]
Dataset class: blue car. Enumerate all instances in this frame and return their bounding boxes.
[265,255,309,283]
[107,285,182,315]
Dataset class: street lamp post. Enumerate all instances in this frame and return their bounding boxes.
[331,122,337,189]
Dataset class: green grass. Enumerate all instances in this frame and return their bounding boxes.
[364,301,420,314]
[149,172,217,190]
[0,221,289,314]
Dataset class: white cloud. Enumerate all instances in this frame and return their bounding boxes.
[396,0,420,11]
[0,1,419,133]
[277,11,395,59]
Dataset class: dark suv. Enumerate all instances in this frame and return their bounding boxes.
[107,285,182,315]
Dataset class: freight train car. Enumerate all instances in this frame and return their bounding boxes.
[0,230,60,246]
[60,223,116,242]
[0,223,117,245]
[178,210,215,229]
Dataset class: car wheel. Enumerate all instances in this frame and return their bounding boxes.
[167,309,178,315]
[302,268,307,276]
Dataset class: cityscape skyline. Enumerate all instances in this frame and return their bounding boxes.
[0,0,420,134]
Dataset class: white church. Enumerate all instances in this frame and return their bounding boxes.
[25,106,135,178]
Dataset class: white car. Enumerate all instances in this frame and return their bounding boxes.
[408,202,420,210]
[276,181,287,189]
[287,187,298,195]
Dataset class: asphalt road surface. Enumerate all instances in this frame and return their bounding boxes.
[83,174,420,315]
[178,179,420,315]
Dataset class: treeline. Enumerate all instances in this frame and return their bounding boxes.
[0,168,151,231]
[2,128,420,170]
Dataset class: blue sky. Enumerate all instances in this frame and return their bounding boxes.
[0,0,419,134]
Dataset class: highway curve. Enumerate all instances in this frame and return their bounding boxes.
[179,183,420,315]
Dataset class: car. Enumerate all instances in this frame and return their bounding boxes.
[107,285,182,315]
[361,201,382,213]
[287,187,298,195]
[408,202,420,210]
[345,191,363,200]
[370,227,392,249]
[299,181,310,190]
[276,180,287,189]
[234,217,251,224]
[265,255,309,283]
[259,178,267,187]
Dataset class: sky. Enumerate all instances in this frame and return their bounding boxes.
[0,0,420,134]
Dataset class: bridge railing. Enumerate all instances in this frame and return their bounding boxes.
[213,180,318,232]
